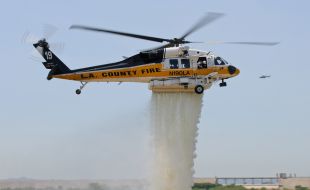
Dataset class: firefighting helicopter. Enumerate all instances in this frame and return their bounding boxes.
[259,75,271,79]
[32,12,278,95]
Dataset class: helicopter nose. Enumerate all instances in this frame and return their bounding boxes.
[227,65,240,76]
[236,68,240,75]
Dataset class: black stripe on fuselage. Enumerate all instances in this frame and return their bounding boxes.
[69,50,164,73]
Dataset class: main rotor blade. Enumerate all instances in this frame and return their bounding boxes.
[180,12,225,40]
[70,25,172,43]
[205,41,280,46]
[141,43,175,52]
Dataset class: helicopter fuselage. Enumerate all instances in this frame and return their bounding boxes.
[34,39,239,94]
[53,46,240,84]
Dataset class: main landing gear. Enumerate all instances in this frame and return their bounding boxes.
[75,82,88,95]
[219,79,227,87]
[194,85,204,94]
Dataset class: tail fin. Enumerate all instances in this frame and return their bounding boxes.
[33,39,71,80]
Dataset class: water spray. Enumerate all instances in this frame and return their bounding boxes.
[149,93,203,190]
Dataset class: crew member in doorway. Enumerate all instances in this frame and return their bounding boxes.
[197,57,207,69]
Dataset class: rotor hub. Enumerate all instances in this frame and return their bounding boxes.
[38,38,49,48]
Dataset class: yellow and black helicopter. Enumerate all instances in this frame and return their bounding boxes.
[32,12,278,95]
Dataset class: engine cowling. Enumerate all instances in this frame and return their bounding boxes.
[164,46,189,58]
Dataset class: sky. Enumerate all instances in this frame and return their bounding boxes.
[0,0,309,179]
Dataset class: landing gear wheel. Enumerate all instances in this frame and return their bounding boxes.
[194,85,204,94]
[219,82,227,87]
[220,82,227,87]
[219,79,227,87]
[75,82,88,95]
[75,89,81,95]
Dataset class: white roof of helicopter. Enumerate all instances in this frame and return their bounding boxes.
[163,46,212,59]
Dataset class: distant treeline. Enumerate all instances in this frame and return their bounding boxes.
[1,183,308,190]
[0,183,139,190]
[192,183,310,190]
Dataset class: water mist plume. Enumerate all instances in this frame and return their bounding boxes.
[149,93,203,190]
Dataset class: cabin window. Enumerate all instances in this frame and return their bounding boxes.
[181,59,190,68]
[197,57,207,69]
[169,59,179,69]
[198,57,207,62]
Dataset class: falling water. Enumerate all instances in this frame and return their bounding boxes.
[149,93,203,190]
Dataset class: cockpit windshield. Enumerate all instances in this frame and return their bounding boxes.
[214,57,228,65]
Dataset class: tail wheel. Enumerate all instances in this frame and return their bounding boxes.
[194,85,204,94]
[75,89,81,95]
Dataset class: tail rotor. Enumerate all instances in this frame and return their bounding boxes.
[22,24,65,61]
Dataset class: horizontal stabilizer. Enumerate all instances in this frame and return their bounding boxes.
[42,61,57,69]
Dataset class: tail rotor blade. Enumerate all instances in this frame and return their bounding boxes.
[49,42,65,53]
[43,24,58,40]
[22,25,65,61]
[29,49,43,62]
[21,32,40,44]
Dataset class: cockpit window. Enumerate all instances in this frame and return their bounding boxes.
[215,57,228,65]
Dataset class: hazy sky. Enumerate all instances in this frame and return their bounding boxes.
[0,0,309,179]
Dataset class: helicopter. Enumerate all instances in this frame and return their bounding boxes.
[32,12,278,95]
[259,75,271,79]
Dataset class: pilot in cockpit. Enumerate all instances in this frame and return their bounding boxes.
[214,57,228,65]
